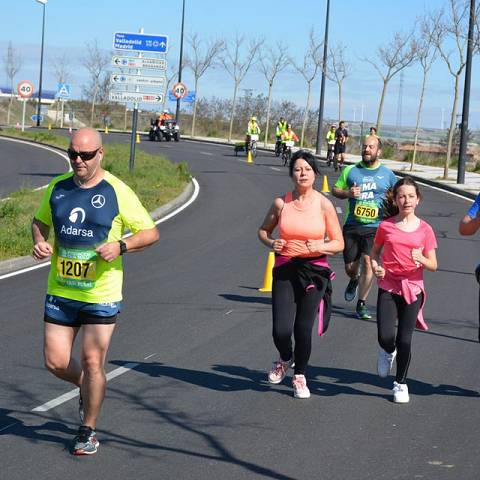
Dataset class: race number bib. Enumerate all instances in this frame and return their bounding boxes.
[353,203,379,222]
[56,246,97,290]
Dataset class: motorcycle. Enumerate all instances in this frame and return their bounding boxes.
[159,119,180,142]
[148,121,162,142]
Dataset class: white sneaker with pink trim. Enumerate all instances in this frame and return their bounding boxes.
[292,374,311,399]
[267,358,293,384]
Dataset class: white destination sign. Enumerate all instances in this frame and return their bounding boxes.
[111,56,167,70]
[109,91,164,104]
[110,73,166,89]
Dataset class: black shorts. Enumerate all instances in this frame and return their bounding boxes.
[334,143,346,155]
[342,225,377,264]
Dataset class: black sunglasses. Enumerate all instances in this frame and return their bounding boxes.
[67,147,101,161]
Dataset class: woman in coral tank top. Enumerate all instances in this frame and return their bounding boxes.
[258,150,344,398]
[370,177,438,404]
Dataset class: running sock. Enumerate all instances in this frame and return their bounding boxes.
[357,300,366,308]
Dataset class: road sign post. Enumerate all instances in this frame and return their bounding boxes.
[17,81,34,132]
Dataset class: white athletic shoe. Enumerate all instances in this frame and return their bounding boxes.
[377,348,397,378]
[292,374,311,399]
[268,358,293,384]
[392,381,410,404]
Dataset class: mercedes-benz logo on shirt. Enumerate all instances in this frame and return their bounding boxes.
[68,207,86,224]
[91,194,106,209]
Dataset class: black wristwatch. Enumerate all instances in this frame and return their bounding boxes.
[118,240,128,255]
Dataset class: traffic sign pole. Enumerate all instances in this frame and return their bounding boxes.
[21,99,27,132]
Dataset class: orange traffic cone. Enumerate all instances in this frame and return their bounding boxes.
[259,251,275,292]
[105,125,109,134]
[321,175,330,193]
[247,149,253,164]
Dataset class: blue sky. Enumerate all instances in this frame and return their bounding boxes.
[1,0,479,129]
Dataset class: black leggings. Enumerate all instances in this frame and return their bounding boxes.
[272,263,328,375]
[377,288,424,383]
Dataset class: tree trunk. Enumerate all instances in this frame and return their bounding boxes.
[7,95,13,125]
[228,82,239,143]
[191,77,199,137]
[90,84,98,126]
[411,70,428,171]
[444,74,460,179]
[338,81,343,122]
[301,82,312,148]
[264,81,273,147]
[376,79,389,133]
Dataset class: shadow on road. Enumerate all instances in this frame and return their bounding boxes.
[219,293,271,305]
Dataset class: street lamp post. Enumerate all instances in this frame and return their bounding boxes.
[315,0,331,155]
[457,0,475,184]
[175,0,186,122]
[36,0,47,127]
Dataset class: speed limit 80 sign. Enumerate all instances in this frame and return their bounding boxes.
[172,82,188,99]
[17,81,35,99]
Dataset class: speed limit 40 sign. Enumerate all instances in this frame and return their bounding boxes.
[172,82,188,99]
[17,80,35,99]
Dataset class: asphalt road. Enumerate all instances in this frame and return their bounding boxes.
[0,136,69,198]
[1,133,479,479]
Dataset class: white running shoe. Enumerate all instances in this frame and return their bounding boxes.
[392,381,409,403]
[292,374,311,399]
[268,358,293,384]
[377,348,397,378]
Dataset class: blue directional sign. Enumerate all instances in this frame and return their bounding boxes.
[31,114,44,123]
[113,32,168,53]
[168,91,196,102]
[56,83,71,99]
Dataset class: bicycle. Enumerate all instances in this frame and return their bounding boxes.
[274,138,282,157]
[326,145,335,167]
[247,134,258,158]
[282,140,294,166]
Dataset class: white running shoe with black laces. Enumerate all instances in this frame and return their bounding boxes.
[377,348,397,378]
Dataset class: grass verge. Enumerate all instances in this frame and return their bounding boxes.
[0,130,191,261]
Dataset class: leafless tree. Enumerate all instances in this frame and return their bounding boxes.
[363,30,418,133]
[290,29,323,147]
[327,42,351,122]
[81,39,110,126]
[410,15,440,171]
[51,52,70,126]
[433,0,480,178]
[258,42,289,146]
[220,34,263,142]
[3,41,22,125]
[185,33,223,137]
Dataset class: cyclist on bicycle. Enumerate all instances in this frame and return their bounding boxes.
[245,116,261,153]
[326,124,336,167]
[281,124,299,151]
[275,117,288,155]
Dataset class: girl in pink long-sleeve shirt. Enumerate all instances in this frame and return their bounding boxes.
[370,177,438,404]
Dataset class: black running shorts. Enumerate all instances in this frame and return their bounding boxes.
[342,225,377,264]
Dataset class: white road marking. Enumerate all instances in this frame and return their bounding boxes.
[144,353,157,360]
[224,310,233,315]
[270,167,281,171]
[31,362,140,412]
[0,178,200,281]
[200,151,213,156]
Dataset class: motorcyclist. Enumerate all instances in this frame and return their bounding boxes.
[326,124,336,166]
[275,117,288,155]
[159,109,173,126]
[245,116,261,153]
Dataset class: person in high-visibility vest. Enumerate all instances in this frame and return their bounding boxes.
[326,124,336,166]
[280,124,299,153]
[245,116,261,153]
[275,117,288,154]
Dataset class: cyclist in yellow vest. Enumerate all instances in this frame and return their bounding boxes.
[245,116,261,153]
[326,124,336,167]
[280,124,299,154]
[275,117,288,154]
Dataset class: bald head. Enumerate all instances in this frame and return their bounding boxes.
[70,128,103,150]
